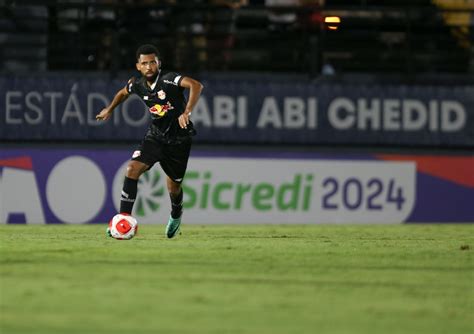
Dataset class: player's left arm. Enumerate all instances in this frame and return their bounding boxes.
[178,77,203,129]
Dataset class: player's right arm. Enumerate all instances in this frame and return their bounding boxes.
[95,86,130,121]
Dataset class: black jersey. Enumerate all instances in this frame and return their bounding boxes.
[126,71,196,143]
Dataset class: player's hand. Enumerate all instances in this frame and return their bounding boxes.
[96,108,112,121]
[178,111,191,129]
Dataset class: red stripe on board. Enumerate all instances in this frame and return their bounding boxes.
[0,157,33,170]
[376,155,474,188]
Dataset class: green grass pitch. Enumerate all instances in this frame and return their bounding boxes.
[0,224,473,334]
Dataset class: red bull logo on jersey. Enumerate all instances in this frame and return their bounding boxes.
[149,102,174,117]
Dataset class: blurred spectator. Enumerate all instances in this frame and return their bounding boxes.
[85,0,118,70]
[55,0,84,33]
[299,0,324,32]
[173,0,209,72]
[1,3,48,72]
[48,0,87,70]
[208,0,248,70]
[118,0,175,70]
[265,0,300,32]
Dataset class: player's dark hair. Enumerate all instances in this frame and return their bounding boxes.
[136,44,160,61]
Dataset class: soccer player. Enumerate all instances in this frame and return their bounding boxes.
[96,44,203,238]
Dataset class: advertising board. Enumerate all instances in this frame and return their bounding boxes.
[1,149,472,224]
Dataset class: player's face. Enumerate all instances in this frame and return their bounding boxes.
[136,54,160,81]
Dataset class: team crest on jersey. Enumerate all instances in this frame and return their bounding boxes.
[157,90,166,100]
[149,102,174,117]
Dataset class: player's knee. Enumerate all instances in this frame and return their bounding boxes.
[169,184,181,194]
[167,180,181,194]
[126,162,145,179]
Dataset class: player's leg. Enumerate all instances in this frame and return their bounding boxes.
[119,139,161,215]
[106,140,159,237]
[119,160,149,214]
[167,177,183,219]
[106,160,149,237]
[160,139,192,238]
[164,176,183,238]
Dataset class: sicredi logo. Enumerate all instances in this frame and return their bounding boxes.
[182,171,313,211]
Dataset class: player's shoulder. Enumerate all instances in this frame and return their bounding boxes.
[161,71,184,87]
[128,76,147,86]
[126,76,145,93]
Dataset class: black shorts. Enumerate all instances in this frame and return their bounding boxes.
[131,137,192,183]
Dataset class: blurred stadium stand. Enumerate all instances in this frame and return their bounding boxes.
[1,0,473,77]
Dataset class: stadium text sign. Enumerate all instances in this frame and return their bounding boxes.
[1,75,473,147]
[3,91,467,132]
[193,96,466,132]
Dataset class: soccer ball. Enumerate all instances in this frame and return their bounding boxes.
[107,213,138,240]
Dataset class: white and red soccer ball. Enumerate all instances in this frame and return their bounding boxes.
[107,213,138,240]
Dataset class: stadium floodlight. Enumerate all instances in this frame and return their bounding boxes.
[324,16,341,30]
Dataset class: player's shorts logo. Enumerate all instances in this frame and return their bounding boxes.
[149,102,174,117]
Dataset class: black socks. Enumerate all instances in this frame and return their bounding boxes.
[120,177,138,214]
[170,189,183,219]
[120,176,183,219]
